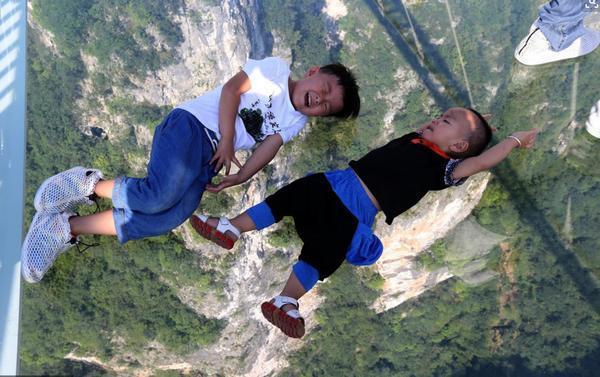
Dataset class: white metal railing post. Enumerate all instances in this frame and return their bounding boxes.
[0,0,26,374]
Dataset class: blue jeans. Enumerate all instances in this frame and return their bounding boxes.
[536,0,588,51]
[112,109,217,243]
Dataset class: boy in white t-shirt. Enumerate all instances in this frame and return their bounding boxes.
[21,57,360,283]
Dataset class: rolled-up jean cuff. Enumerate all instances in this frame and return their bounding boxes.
[112,207,129,244]
[293,261,319,292]
[246,201,276,230]
[111,176,128,209]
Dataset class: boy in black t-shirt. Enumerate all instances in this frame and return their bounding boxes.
[191,107,539,338]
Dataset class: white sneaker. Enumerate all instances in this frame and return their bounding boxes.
[515,23,600,66]
[34,167,103,213]
[21,212,77,283]
[586,100,600,139]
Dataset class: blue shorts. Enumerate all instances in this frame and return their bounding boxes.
[325,168,382,266]
[246,168,383,290]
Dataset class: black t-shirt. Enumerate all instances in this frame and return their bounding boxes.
[349,132,465,225]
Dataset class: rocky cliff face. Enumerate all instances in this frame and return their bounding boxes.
[124,0,271,107]
[372,173,490,312]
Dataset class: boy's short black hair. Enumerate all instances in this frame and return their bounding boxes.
[319,63,360,119]
[449,108,493,159]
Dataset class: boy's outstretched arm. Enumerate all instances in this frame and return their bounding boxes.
[206,134,283,193]
[211,70,252,174]
[452,129,540,180]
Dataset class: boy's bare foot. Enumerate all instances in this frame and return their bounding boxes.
[189,215,240,249]
[261,296,305,338]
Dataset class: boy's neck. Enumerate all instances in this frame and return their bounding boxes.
[413,134,451,159]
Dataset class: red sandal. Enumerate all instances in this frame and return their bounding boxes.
[189,215,240,250]
[261,296,305,338]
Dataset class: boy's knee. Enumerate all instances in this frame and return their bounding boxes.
[138,183,185,214]
[247,202,277,230]
[143,198,177,214]
[293,261,320,292]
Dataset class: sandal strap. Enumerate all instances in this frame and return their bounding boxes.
[284,309,301,319]
[196,214,209,222]
[216,216,241,238]
[272,295,299,309]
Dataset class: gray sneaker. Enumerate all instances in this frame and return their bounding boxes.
[21,212,77,283]
[34,167,103,213]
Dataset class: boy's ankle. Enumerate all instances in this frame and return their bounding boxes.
[280,303,298,313]
[230,218,244,233]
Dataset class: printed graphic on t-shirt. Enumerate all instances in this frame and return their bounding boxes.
[238,95,281,142]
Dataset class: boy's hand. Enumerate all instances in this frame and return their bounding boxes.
[511,128,540,149]
[210,140,242,174]
[206,174,243,193]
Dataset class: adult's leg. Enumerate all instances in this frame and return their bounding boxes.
[515,0,599,65]
[537,0,587,50]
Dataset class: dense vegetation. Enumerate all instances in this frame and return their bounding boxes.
[21,1,225,375]
[31,0,182,77]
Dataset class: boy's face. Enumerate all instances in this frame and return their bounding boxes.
[418,108,478,153]
[290,67,344,117]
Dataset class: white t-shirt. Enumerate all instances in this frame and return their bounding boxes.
[177,57,308,150]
